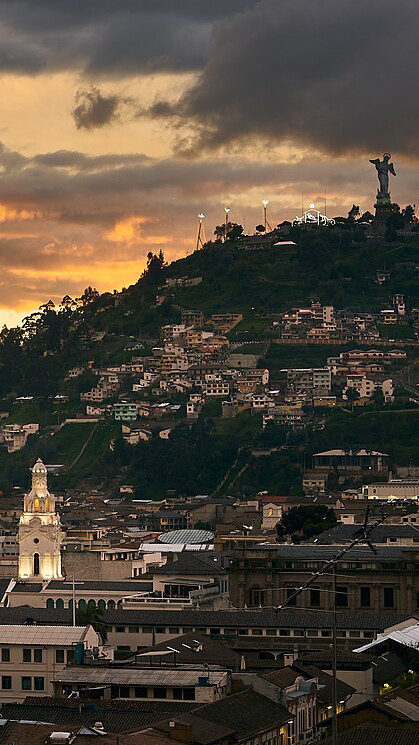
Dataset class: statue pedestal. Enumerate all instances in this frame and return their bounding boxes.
[374,195,395,229]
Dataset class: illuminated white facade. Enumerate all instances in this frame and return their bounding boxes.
[18,459,63,581]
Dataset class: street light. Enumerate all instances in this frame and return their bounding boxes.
[262,199,271,231]
[196,213,205,250]
[224,207,230,242]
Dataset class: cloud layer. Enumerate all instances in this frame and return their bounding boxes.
[156,0,419,157]
[0,137,417,313]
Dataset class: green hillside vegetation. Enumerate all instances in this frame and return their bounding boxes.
[1,221,419,496]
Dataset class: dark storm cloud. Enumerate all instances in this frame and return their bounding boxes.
[161,0,419,157]
[0,1,256,75]
[72,86,134,130]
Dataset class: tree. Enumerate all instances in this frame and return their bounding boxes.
[76,605,108,643]
[358,210,374,223]
[255,224,266,233]
[142,250,166,283]
[213,222,243,242]
[347,204,360,221]
[372,387,385,407]
[402,205,415,224]
[386,206,404,231]
[281,504,336,541]
[78,286,100,306]
[345,386,360,411]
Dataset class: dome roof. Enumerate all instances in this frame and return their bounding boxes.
[157,528,214,545]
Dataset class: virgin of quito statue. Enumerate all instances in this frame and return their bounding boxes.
[369,153,396,223]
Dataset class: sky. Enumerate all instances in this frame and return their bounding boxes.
[0,0,418,326]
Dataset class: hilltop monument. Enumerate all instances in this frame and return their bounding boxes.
[369,153,396,223]
[18,458,63,581]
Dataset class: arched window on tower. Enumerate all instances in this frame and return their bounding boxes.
[46,598,54,608]
[33,553,40,576]
[45,499,49,512]
[34,499,39,512]
[56,598,64,609]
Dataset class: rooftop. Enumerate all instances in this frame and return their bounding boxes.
[53,666,229,687]
[0,625,91,646]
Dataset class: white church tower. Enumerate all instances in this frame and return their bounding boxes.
[18,459,63,581]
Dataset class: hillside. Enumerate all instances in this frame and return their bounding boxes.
[1,221,419,498]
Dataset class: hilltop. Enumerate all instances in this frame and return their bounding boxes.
[1,220,419,498]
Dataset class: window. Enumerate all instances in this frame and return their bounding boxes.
[310,589,320,607]
[21,676,32,690]
[286,587,297,607]
[384,587,394,608]
[34,649,42,663]
[46,598,54,608]
[321,630,331,638]
[135,686,148,698]
[209,628,220,635]
[249,587,265,607]
[268,508,273,516]
[1,648,10,662]
[156,627,165,634]
[173,687,195,700]
[279,630,290,637]
[120,686,130,698]
[33,553,40,576]
[116,626,125,633]
[56,598,64,609]
[266,629,277,636]
[168,627,179,634]
[34,676,44,691]
[1,676,11,690]
[335,586,348,607]
[78,599,86,610]
[88,599,96,609]
[67,649,75,664]
[153,687,167,699]
[56,649,65,664]
[360,587,371,608]
[252,628,263,636]
[23,649,31,663]
[128,626,139,633]
[107,600,116,609]
[97,600,106,610]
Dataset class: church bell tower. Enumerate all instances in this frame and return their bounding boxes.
[18,459,63,581]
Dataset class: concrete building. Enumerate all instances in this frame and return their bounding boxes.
[313,449,389,474]
[0,423,39,453]
[0,624,102,702]
[113,401,138,421]
[368,480,419,500]
[53,665,230,703]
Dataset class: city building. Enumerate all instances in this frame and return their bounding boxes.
[0,624,102,702]
[18,460,63,582]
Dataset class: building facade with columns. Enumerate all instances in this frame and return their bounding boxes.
[18,459,63,582]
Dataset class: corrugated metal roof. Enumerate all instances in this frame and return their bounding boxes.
[355,622,419,653]
[0,625,89,645]
[53,667,228,686]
